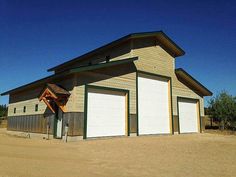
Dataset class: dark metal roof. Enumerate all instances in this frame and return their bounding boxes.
[47,31,185,72]
[47,83,70,96]
[175,68,213,96]
[0,57,137,96]
[70,57,138,74]
[0,72,70,96]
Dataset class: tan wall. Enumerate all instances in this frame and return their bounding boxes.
[8,37,205,118]
[73,63,136,114]
[132,37,175,75]
[55,41,131,73]
[73,84,85,112]
[8,85,46,116]
[8,75,76,116]
[131,37,205,116]
[87,72,136,114]
[8,98,47,116]
[70,41,133,113]
[68,37,204,117]
[172,87,204,116]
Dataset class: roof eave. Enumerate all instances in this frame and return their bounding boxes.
[175,68,213,97]
[0,72,71,96]
[69,57,138,74]
[1,57,138,96]
[47,31,185,72]
[47,34,132,72]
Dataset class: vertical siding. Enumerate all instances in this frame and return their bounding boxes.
[7,114,55,134]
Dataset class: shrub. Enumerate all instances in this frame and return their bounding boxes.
[208,91,236,130]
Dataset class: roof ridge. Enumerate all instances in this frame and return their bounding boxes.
[47,30,185,72]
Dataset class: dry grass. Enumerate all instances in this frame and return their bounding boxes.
[205,129,236,135]
[0,129,235,177]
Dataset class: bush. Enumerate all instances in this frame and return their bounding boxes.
[208,91,236,130]
[0,104,7,117]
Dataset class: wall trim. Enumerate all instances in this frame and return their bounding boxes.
[176,96,201,133]
[169,79,174,135]
[137,70,171,80]
[136,71,174,135]
[136,72,139,136]
[83,84,88,139]
[83,84,130,139]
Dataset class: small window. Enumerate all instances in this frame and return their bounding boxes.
[23,106,26,113]
[35,104,38,112]
[14,108,16,114]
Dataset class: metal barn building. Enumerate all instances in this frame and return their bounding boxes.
[1,31,212,140]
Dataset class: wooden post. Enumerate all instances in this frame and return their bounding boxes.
[168,80,173,134]
[65,123,69,142]
[47,123,49,140]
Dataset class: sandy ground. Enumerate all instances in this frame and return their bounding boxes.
[205,129,236,135]
[0,129,235,177]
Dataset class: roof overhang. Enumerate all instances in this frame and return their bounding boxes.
[39,84,70,113]
[70,57,138,74]
[0,72,70,96]
[175,68,213,97]
[0,57,137,96]
[130,31,185,57]
[47,31,185,72]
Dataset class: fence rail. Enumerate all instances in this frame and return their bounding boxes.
[0,116,7,120]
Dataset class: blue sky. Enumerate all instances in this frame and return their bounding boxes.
[0,0,235,106]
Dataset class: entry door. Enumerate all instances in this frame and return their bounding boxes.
[138,75,171,135]
[87,89,126,138]
[178,98,199,133]
[56,109,63,138]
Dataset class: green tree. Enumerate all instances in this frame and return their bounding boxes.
[229,97,236,130]
[208,91,236,130]
[0,104,7,117]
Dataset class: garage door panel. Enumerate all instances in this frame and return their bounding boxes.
[178,99,198,133]
[87,90,126,138]
[138,76,170,135]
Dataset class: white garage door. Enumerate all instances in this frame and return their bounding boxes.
[87,89,126,138]
[138,75,170,135]
[178,99,199,133]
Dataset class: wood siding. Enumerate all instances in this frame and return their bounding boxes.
[55,42,131,73]
[73,63,136,114]
[7,112,84,136]
[7,36,205,125]
[8,75,76,116]
[131,37,205,116]
[132,37,175,75]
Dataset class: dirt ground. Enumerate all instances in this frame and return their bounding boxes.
[205,129,236,135]
[0,129,235,177]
